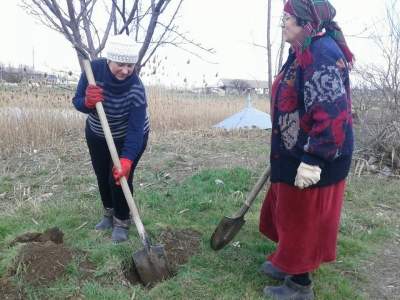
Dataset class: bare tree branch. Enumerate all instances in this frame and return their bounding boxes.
[22,0,212,74]
[136,0,168,71]
[140,0,184,67]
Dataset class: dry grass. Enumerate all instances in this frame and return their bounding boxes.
[147,87,269,131]
[0,84,270,156]
[0,85,73,108]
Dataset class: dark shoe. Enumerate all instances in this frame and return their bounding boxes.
[111,217,130,243]
[95,208,114,230]
[260,261,288,281]
[263,276,314,300]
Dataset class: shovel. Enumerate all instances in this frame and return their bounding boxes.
[210,167,270,250]
[81,59,172,285]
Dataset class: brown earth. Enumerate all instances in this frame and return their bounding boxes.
[6,227,70,288]
[9,227,64,246]
[159,228,202,269]
[123,228,202,286]
[12,241,72,286]
[1,227,96,299]
[5,226,202,293]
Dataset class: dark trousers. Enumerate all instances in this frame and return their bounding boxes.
[86,127,148,220]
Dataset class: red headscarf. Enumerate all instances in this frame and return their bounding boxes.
[284,0,354,68]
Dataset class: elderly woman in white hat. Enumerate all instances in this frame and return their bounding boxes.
[72,34,149,243]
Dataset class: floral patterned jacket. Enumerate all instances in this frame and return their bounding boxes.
[270,34,354,187]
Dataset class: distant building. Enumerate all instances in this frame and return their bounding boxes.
[218,78,269,96]
[0,64,79,85]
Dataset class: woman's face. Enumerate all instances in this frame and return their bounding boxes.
[108,61,135,80]
[281,13,303,44]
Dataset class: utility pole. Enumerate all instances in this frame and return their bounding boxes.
[266,0,272,100]
[32,47,35,70]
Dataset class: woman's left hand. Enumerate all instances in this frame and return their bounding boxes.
[295,162,321,189]
[112,158,133,185]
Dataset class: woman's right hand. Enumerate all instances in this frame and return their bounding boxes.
[84,84,104,109]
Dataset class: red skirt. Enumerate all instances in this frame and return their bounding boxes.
[259,181,346,274]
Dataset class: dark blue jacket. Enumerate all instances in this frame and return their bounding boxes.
[270,35,354,187]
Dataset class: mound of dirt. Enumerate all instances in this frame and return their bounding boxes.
[6,227,74,287]
[123,228,202,286]
[9,227,63,246]
[13,241,72,286]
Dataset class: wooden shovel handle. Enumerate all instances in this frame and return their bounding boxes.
[82,60,149,248]
[244,167,270,207]
[232,167,270,218]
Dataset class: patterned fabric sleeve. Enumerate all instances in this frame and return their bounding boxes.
[301,54,350,166]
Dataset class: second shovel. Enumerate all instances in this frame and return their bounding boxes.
[210,167,270,250]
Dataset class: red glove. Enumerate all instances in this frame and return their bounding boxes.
[84,84,104,109]
[112,158,133,185]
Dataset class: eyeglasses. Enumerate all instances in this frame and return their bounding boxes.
[280,13,294,27]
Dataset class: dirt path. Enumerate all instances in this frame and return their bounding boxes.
[361,240,400,299]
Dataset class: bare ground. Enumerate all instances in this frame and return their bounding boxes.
[360,239,400,299]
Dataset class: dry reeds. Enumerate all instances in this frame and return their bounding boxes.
[147,86,270,131]
[0,84,270,156]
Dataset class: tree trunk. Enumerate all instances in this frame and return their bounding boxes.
[266,0,273,100]
[277,0,286,74]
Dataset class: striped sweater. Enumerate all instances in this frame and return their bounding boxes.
[72,59,149,161]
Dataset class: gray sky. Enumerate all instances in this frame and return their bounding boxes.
[0,0,388,87]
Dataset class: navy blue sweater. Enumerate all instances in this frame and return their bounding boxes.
[73,59,150,161]
[270,35,354,187]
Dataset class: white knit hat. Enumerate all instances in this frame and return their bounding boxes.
[105,34,140,64]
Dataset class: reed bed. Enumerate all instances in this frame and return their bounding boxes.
[0,84,270,156]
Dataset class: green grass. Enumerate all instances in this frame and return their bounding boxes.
[0,168,399,299]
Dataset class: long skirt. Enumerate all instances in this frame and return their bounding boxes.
[259,180,345,274]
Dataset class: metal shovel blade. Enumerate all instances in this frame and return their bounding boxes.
[210,215,245,250]
[132,244,172,286]
[210,167,270,251]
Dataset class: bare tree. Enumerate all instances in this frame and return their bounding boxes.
[229,79,251,95]
[21,0,213,72]
[355,0,400,113]
[353,0,400,173]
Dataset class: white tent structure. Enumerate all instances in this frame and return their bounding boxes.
[213,94,272,130]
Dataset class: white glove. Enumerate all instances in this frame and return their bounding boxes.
[294,162,321,189]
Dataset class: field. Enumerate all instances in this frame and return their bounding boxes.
[0,85,399,299]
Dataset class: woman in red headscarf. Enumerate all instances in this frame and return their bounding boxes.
[259,1,354,299]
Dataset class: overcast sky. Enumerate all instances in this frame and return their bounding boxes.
[0,0,390,87]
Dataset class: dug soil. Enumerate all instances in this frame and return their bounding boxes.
[6,227,73,287]
[2,227,95,299]
[3,226,202,296]
[123,228,202,286]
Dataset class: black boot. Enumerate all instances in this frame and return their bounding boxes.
[95,208,114,230]
[111,217,130,243]
[259,261,288,281]
[263,275,314,300]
